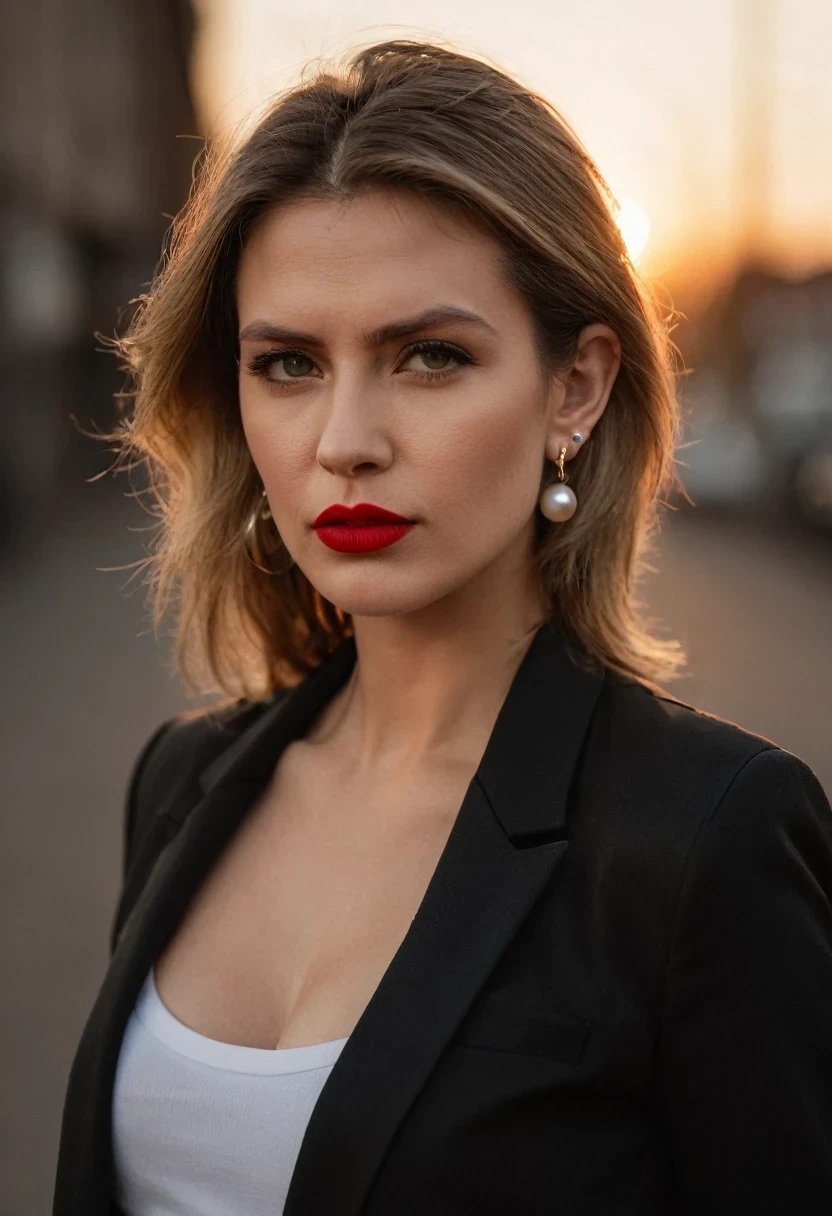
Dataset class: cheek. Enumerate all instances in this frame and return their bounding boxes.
[423,394,543,530]
[239,392,309,507]
[239,385,307,468]
[239,388,266,466]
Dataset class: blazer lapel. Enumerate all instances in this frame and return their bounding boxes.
[282,621,606,1216]
[54,638,359,1214]
[54,622,605,1216]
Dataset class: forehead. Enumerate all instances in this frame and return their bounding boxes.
[235,190,519,328]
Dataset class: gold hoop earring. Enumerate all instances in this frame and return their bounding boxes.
[539,443,578,522]
[243,490,296,575]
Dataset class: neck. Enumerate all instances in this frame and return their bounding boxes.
[304,570,548,780]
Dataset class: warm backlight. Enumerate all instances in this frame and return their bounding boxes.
[615,196,651,263]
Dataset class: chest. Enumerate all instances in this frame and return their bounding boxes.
[153,744,474,1050]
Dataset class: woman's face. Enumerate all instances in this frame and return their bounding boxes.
[236,189,604,624]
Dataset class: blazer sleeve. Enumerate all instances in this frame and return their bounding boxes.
[655,745,832,1214]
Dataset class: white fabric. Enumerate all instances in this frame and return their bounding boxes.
[111,968,349,1215]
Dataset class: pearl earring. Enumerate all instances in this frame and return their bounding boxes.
[539,441,579,522]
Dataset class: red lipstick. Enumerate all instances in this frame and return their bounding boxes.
[312,502,416,553]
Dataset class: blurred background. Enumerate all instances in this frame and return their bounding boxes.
[1,0,830,1210]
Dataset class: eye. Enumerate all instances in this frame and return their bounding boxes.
[245,349,321,385]
[277,352,316,379]
[407,348,454,372]
[397,340,474,379]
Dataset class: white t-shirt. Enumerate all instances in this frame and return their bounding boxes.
[111,969,349,1215]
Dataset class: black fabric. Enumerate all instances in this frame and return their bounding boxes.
[53,622,832,1215]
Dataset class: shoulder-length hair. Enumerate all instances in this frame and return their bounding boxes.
[106,38,686,709]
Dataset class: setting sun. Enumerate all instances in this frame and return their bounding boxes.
[615,196,651,263]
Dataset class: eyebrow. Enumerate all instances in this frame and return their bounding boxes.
[238,306,497,348]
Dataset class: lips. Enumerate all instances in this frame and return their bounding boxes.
[312,502,416,554]
[313,503,414,527]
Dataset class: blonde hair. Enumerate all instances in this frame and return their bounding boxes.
[105,39,686,709]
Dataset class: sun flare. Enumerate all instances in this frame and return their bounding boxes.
[615,196,651,263]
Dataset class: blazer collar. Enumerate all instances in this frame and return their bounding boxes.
[197,629,361,797]
[54,619,606,1216]
[199,619,602,842]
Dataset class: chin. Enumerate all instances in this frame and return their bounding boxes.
[312,570,459,620]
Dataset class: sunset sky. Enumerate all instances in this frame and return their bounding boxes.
[192,0,832,292]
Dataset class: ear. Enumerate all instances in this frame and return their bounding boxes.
[544,323,621,464]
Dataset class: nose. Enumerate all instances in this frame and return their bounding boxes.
[315,371,393,477]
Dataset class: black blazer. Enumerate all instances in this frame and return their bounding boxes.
[53,622,832,1215]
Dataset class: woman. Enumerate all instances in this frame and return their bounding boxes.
[53,39,832,1216]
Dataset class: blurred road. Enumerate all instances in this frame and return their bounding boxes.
[1,486,830,1215]
[645,506,831,779]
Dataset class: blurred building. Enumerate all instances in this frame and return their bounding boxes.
[0,0,199,555]
[679,265,832,530]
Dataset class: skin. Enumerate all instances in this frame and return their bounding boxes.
[237,188,622,782]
